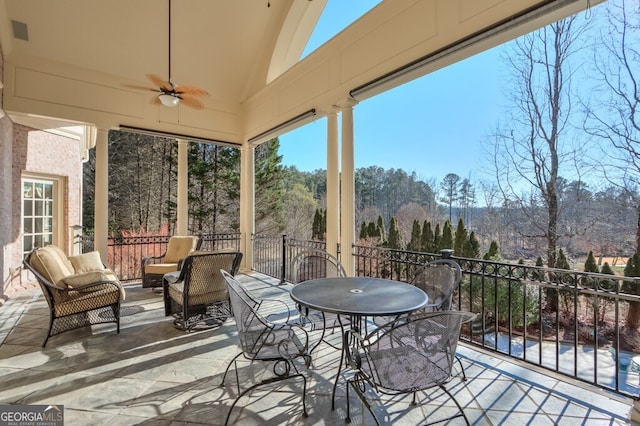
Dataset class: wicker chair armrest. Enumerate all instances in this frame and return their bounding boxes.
[67,279,121,292]
[142,254,166,266]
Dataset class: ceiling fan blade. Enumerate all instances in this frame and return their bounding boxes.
[151,96,162,105]
[146,74,172,91]
[178,96,204,110]
[122,83,161,92]
[174,84,209,97]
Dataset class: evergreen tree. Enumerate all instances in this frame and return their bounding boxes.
[359,222,368,239]
[556,249,571,269]
[433,223,441,252]
[464,231,481,258]
[536,257,544,267]
[584,250,599,273]
[312,209,323,240]
[454,218,467,255]
[407,219,422,251]
[601,262,614,275]
[367,222,378,240]
[421,221,434,253]
[440,220,454,251]
[387,217,404,249]
[254,138,287,234]
[377,215,386,244]
[483,240,500,260]
[624,254,640,277]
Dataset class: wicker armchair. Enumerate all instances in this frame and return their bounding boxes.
[163,251,242,330]
[290,248,347,351]
[23,246,124,347]
[141,235,202,288]
[221,270,310,425]
[345,311,476,425]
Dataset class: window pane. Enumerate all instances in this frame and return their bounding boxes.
[43,234,52,245]
[35,200,43,216]
[44,200,53,216]
[35,183,44,199]
[24,200,33,216]
[44,218,52,232]
[44,183,53,199]
[24,236,33,252]
[35,219,43,233]
[24,218,33,233]
[34,235,43,248]
[23,182,33,199]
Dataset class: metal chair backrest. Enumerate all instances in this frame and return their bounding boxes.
[411,259,462,311]
[357,311,475,391]
[291,248,346,284]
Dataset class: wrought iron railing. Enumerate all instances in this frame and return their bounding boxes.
[80,232,240,282]
[252,234,328,283]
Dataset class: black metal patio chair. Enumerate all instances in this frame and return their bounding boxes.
[345,311,476,425]
[221,270,311,425]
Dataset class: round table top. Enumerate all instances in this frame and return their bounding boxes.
[289,276,428,317]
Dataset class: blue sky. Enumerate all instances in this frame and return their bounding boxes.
[278,0,506,186]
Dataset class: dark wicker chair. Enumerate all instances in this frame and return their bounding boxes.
[163,251,242,330]
[345,311,476,425]
[142,235,202,288]
[221,270,310,425]
[23,246,124,347]
[290,248,347,351]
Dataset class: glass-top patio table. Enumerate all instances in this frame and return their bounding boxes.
[290,276,428,410]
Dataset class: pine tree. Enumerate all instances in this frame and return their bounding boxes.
[421,221,434,253]
[584,250,599,273]
[387,217,404,249]
[440,220,454,251]
[407,220,421,251]
[254,138,287,234]
[536,257,544,267]
[454,218,467,255]
[367,222,377,240]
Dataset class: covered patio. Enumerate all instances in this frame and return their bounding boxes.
[0,274,631,425]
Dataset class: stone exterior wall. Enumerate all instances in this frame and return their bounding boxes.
[1,123,82,301]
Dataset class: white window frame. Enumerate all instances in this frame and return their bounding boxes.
[22,173,65,254]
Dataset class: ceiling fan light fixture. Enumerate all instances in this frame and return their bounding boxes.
[159,93,179,107]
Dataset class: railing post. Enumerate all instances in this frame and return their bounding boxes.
[441,248,453,259]
[280,234,287,285]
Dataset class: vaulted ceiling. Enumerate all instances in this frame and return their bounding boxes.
[0,0,599,146]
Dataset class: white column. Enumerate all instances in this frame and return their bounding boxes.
[176,139,188,235]
[239,145,255,272]
[340,104,356,275]
[326,111,340,258]
[94,129,109,263]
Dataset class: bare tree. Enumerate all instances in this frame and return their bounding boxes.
[583,0,640,327]
[491,16,586,270]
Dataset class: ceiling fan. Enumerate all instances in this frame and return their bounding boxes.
[124,0,208,109]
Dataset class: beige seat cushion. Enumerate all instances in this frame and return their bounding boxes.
[58,269,125,300]
[69,251,105,273]
[168,282,227,307]
[163,236,199,263]
[29,245,74,284]
[145,263,179,275]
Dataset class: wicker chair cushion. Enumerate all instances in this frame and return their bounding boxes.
[69,251,105,273]
[144,263,179,275]
[167,281,227,306]
[164,236,199,263]
[53,283,121,317]
[29,245,75,285]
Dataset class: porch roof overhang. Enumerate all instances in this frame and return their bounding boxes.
[0,0,600,145]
